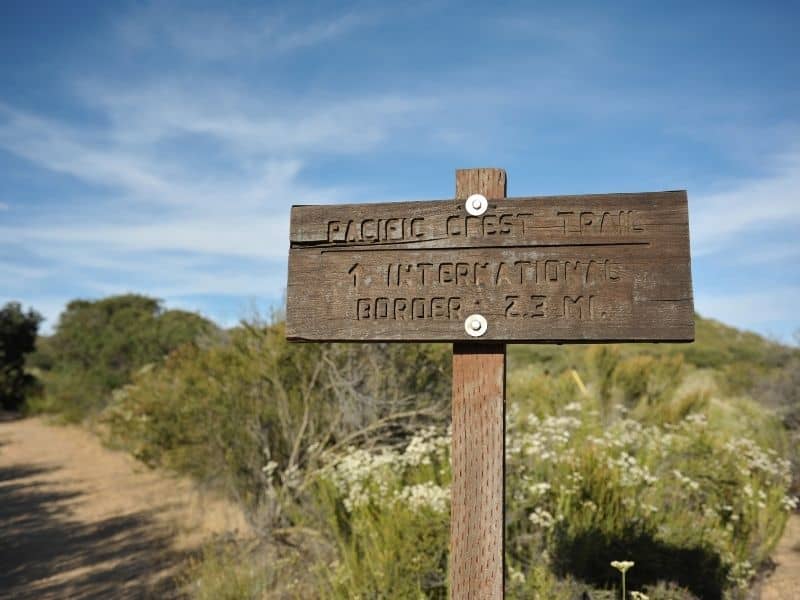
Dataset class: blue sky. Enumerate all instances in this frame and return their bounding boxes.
[1,1,798,341]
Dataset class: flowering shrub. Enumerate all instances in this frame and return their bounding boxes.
[314,426,451,598]
[505,396,795,599]
[323,426,450,514]
[313,384,794,599]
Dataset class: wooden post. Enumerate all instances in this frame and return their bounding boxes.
[451,168,507,599]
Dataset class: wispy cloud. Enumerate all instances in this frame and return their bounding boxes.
[3,215,291,261]
[0,104,171,202]
[77,83,437,159]
[735,241,800,265]
[0,202,8,211]
[0,34,440,314]
[0,2,447,329]
[116,5,373,60]
[690,150,800,256]
[0,88,433,211]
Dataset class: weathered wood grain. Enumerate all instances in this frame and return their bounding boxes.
[451,343,506,600]
[451,168,507,600]
[286,190,694,342]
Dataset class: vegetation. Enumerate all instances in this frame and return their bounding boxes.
[102,319,450,531]
[307,359,793,599]
[28,294,217,421]
[17,293,799,598]
[0,301,42,411]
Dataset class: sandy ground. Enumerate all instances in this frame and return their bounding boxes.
[0,415,249,600]
[761,513,800,600]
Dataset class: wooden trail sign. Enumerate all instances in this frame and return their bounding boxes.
[286,168,694,599]
[287,187,693,343]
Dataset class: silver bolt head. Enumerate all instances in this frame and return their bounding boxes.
[465,194,488,216]
[464,313,487,337]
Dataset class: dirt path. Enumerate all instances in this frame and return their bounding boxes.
[761,513,800,600]
[0,416,249,600]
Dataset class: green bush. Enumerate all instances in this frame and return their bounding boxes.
[0,301,42,411]
[30,294,217,420]
[103,320,450,532]
[612,354,684,412]
[311,427,450,598]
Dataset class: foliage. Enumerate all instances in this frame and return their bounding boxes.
[508,315,799,396]
[312,427,450,598]
[293,365,794,599]
[27,294,799,598]
[103,320,450,533]
[0,301,42,410]
[755,357,800,429]
[505,405,791,598]
[184,542,270,600]
[29,294,217,421]
[754,357,800,493]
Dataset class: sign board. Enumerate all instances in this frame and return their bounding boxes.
[287,190,693,343]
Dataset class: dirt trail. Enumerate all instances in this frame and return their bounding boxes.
[761,513,800,600]
[0,416,249,600]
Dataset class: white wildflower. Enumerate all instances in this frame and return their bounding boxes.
[395,482,449,513]
[782,495,799,511]
[529,507,555,529]
[529,482,551,496]
[610,560,634,573]
[509,565,526,585]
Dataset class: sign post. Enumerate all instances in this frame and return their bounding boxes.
[450,168,507,599]
[286,168,694,599]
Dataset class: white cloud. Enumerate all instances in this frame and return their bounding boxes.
[77,83,435,158]
[690,150,800,256]
[0,201,8,211]
[734,240,800,265]
[274,13,371,52]
[0,262,50,287]
[0,104,172,201]
[3,214,290,261]
[116,5,372,60]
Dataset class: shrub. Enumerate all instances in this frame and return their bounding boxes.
[0,301,42,411]
[298,379,794,599]
[309,426,450,598]
[505,399,793,599]
[31,294,217,420]
[103,320,450,533]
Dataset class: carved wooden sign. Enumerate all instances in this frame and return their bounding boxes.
[287,190,694,343]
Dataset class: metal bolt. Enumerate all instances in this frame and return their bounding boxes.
[465,194,488,216]
[464,314,487,337]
